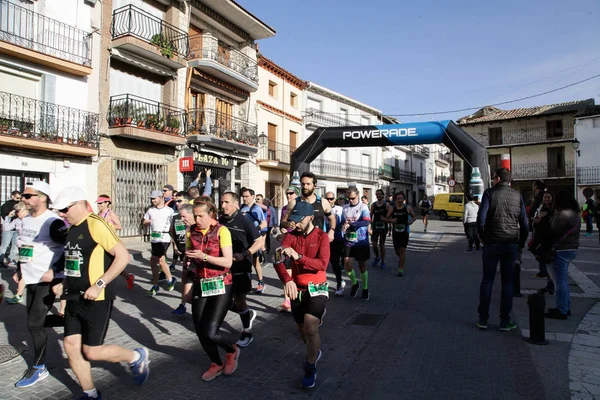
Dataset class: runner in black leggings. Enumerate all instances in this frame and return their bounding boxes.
[187,198,239,382]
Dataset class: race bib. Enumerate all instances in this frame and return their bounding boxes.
[150,231,162,239]
[345,231,358,242]
[65,255,81,277]
[174,222,186,235]
[374,221,386,230]
[200,276,225,297]
[394,224,406,233]
[19,244,34,263]
[308,282,329,298]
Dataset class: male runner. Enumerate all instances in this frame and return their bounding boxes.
[370,189,392,270]
[274,201,330,388]
[14,181,67,388]
[418,194,431,232]
[52,187,149,399]
[325,192,345,295]
[171,201,195,315]
[384,192,416,277]
[341,187,371,300]
[240,188,267,293]
[219,192,264,347]
[162,185,177,211]
[143,190,176,296]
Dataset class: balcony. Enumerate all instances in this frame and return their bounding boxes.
[435,175,449,184]
[407,144,430,158]
[304,108,361,128]
[107,94,187,146]
[379,164,394,180]
[311,159,378,182]
[0,0,92,76]
[577,166,600,185]
[0,90,98,156]
[188,35,258,92]
[394,168,416,183]
[476,125,575,147]
[111,5,189,70]
[512,161,575,180]
[187,108,258,153]
[434,151,451,165]
[257,139,292,170]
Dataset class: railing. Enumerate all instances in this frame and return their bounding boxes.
[407,144,430,158]
[435,175,448,184]
[189,35,257,83]
[475,125,575,147]
[0,0,92,66]
[454,171,464,182]
[304,108,362,128]
[107,94,187,137]
[311,159,378,181]
[577,166,600,184]
[258,139,291,163]
[111,4,189,58]
[416,176,425,185]
[0,90,99,148]
[394,168,416,183]
[512,161,575,180]
[188,108,258,147]
[434,151,451,163]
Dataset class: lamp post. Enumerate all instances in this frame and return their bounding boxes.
[572,138,580,200]
[258,132,268,159]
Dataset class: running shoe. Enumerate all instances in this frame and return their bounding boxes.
[584,233,593,237]
[335,281,346,296]
[475,248,481,253]
[7,260,17,268]
[424,228,427,232]
[158,271,167,282]
[167,277,177,291]
[380,262,387,270]
[79,391,103,400]
[202,363,224,381]
[255,281,266,294]
[361,289,370,301]
[465,248,473,253]
[15,365,49,388]
[129,347,150,386]
[319,309,327,327]
[147,285,159,297]
[172,304,186,315]
[224,345,240,375]
[532,273,548,279]
[371,257,380,268]
[499,321,517,331]
[301,363,317,388]
[237,332,254,348]
[126,274,135,290]
[476,319,488,330]
[278,300,292,313]
[349,283,359,298]
[397,268,404,277]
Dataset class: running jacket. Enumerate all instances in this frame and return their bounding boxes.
[188,223,233,284]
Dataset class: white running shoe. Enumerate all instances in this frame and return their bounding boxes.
[335,280,346,296]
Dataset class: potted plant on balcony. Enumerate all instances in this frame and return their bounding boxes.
[167,116,180,135]
[134,106,147,128]
[0,118,8,134]
[110,102,129,127]
[145,114,158,130]
[151,34,176,59]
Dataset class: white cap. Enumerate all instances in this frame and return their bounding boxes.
[52,186,86,210]
[26,180,53,202]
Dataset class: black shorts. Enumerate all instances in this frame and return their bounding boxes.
[231,271,252,295]
[291,292,327,324]
[151,242,170,257]
[64,300,113,346]
[372,230,387,242]
[421,210,430,217]
[343,245,370,262]
[392,232,410,249]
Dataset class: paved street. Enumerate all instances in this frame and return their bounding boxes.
[1,219,599,400]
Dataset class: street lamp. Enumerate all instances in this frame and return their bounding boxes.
[572,138,580,200]
[258,132,268,147]
[572,138,580,157]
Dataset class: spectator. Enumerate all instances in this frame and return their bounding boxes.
[529,180,545,230]
[463,194,480,253]
[188,168,213,195]
[581,187,595,237]
[0,190,21,267]
[531,191,554,281]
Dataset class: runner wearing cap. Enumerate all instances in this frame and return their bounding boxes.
[274,201,330,388]
[15,180,67,388]
[143,190,176,296]
[162,185,177,211]
[52,187,149,399]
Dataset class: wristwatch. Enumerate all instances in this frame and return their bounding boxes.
[95,279,106,289]
[297,254,303,261]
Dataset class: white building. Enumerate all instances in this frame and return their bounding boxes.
[426,144,452,197]
[574,106,600,203]
[0,0,101,203]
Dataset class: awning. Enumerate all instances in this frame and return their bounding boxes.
[110,48,177,77]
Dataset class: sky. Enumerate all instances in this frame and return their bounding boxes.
[237,0,600,122]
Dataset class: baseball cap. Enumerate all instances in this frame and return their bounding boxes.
[52,187,86,210]
[163,184,175,191]
[288,201,315,223]
[26,180,52,202]
[96,195,111,203]
[150,190,163,199]
[286,186,300,196]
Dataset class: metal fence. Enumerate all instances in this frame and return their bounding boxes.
[475,125,575,147]
[512,161,575,180]
[188,108,258,147]
[0,0,92,66]
[434,151,451,163]
[407,144,430,158]
[0,169,48,204]
[577,166,600,184]
[111,4,189,58]
[0,90,99,148]
[311,159,378,181]
[435,175,448,184]
[258,139,291,164]
[304,108,362,127]
[190,35,257,83]
[394,168,416,183]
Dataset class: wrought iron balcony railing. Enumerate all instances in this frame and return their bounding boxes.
[435,175,448,184]
[311,159,378,181]
[188,108,258,147]
[107,94,187,137]
[577,166,600,184]
[0,0,92,66]
[304,108,362,128]
[434,151,451,163]
[512,161,575,180]
[474,125,575,147]
[258,139,291,164]
[0,90,99,148]
[394,168,417,183]
[189,35,257,83]
[111,4,189,58]
[407,144,430,158]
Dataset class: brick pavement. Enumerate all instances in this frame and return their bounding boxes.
[0,222,582,399]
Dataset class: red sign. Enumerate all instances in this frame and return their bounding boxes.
[179,157,194,172]
[448,179,456,187]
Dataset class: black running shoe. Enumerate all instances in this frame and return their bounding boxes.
[361,289,370,301]
[349,283,359,298]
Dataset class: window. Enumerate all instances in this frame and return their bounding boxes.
[547,146,565,176]
[289,130,298,153]
[189,91,206,131]
[546,120,563,138]
[488,154,501,173]
[267,123,277,160]
[290,92,298,108]
[340,107,349,124]
[453,160,462,172]
[268,81,277,98]
[307,97,321,111]
[488,127,503,145]
[215,98,233,135]
[449,195,463,204]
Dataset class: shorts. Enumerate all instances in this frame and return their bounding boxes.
[421,210,430,217]
[151,242,170,258]
[231,271,252,295]
[372,230,387,242]
[392,232,410,249]
[64,300,113,346]
[343,245,370,262]
[291,292,327,324]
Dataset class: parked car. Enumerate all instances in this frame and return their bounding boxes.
[433,193,464,220]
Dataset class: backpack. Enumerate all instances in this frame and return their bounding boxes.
[244,203,262,224]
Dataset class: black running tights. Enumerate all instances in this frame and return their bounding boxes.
[26,283,56,366]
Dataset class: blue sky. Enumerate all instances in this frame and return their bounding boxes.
[237,0,600,122]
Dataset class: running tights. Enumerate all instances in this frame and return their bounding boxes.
[26,283,56,366]
[329,241,343,286]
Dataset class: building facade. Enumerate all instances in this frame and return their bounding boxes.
[426,144,452,197]
[574,107,600,203]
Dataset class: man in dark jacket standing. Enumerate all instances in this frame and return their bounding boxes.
[529,180,545,230]
[477,168,529,331]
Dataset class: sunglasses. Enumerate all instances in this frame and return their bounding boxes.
[286,192,295,196]
[22,193,39,199]
[162,189,171,192]
[58,203,76,214]
[176,200,183,203]
[326,197,335,201]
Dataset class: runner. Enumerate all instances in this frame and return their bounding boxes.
[5,202,28,304]
[325,192,346,296]
[341,187,371,300]
[386,194,394,235]
[384,192,416,277]
[0,190,21,268]
[51,187,149,399]
[240,187,267,293]
[143,190,176,296]
[418,194,431,232]
[14,181,67,388]
[219,192,264,347]
[277,186,301,311]
[187,197,239,381]
[170,192,192,271]
[162,185,178,211]
[370,189,392,270]
[171,200,195,315]
[273,201,330,388]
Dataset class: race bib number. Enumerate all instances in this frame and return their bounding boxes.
[65,255,81,277]
[200,276,225,297]
[394,224,406,233]
[308,282,329,298]
[174,222,186,235]
[150,231,162,239]
[19,244,34,263]
[345,231,358,242]
[374,221,386,230]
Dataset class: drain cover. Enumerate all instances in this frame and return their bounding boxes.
[0,345,24,364]
[350,313,385,326]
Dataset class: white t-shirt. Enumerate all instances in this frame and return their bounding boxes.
[144,206,174,243]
